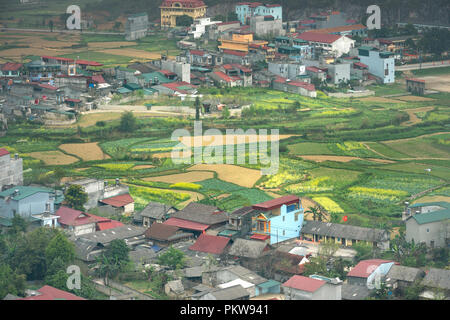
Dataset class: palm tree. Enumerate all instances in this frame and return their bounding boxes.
[305,205,326,221]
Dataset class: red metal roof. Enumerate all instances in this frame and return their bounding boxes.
[250,233,270,241]
[0,148,10,157]
[38,83,58,90]
[282,275,326,292]
[100,193,134,208]
[253,195,299,211]
[213,71,234,82]
[161,81,197,94]
[353,62,368,69]
[217,21,240,26]
[97,219,124,231]
[222,49,247,57]
[20,285,85,300]
[296,32,341,44]
[56,206,97,227]
[65,98,82,103]
[190,49,205,56]
[91,75,106,83]
[406,78,425,83]
[306,66,322,73]
[347,259,395,278]
[1,62,23,71]
[299,19,315,24]
[222,64,234,70]
[76,59,103,66]
[163,217,209,231]
[41,55,74,62]
[189,234,230,254]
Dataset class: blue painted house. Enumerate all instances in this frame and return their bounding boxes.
[251,195,304,245]
[0,186,56,220]
[358,46,395,84]
[235,3,282,25]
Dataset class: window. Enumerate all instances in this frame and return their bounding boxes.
[282,230,285,236]
[282,216,285,222]
[385,68,389,76]
[427,228,429,232]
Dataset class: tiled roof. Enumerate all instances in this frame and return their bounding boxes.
[97,220,124,231]
[0,148,10,157]
[252,195,299,210]
[76,60,103,66]
[296,32,341,43]
[163,217,209,231]
[347,259,395,278]
[213,71,234,82]
[100,193,134,208]
[282,275,326,292]
[189,234,230,255]
[145,223,180,241]
[308,24,366,34]
[353,62,368,69]
[1,62,23,71]
[222,49,247,57]
[190,49,206,56]
[91,75,105,83]
[228,238,267,258]
[56,206,97,227]
[20,285,85,300]
[38,83,58,90]
[306,66,322,73]
[171,202,228,225]
[41,55,74,62]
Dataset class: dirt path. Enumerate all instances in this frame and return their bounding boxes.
[401,106,434,126]
[177,190,205,208]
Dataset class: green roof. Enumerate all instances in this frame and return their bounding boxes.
[0,217,12,227]
[409,202,450,209]
[257,279,281,289]
[141,72,173,84]
[124,83,142,90]
[359,46,374,51]
[0,186,53,201]
[217,229,239,237]
[411,209,450,225]
[275,36,291,41]
[117,87,132,94]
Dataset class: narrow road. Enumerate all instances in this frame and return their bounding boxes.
[396,60,450,71]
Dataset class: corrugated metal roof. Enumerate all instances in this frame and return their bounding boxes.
[282,275,325,292]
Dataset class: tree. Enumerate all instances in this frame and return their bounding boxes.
[104,239,129,268]
[195,96,201,121]
[64,184,88,210]
[95,255,122,286]
[119,111,137,132]
[353,242,375,262]
[303,256,328,277]
[176,15,193,27]
[53,167,65,186]
[305,205,326,222]
[0,263,26,299]
[45,232,75,267]
[49,20,54,32]
[222,106,230,119]
[157,246,185,269]
[318,239,339,259]
[8,214,27,235]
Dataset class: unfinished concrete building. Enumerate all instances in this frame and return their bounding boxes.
[125,13,149,41]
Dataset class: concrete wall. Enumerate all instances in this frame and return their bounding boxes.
[0,154,23,189]
[250,16,284,37]
[406,218,449,248]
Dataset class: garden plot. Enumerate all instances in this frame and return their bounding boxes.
[29,151,78,165]
[383,138,449,159]
[358,96,406,104]
[401,106,435,126]
[394,96,435,102]
[143,171,214,184]
[188,164,262,188]
[59,142,110,161]
[98,48,162,60]
[132,165,155,170]
[88,41,137,49]
[179,134,294,147]
[288,142,335,155]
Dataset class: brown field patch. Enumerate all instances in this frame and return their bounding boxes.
[413,195,450,204]
[188,164,261,188]
[59,142,110,161]
[299,155,395,164]
[74,167,89,172]
[143,171,214,183]
[421,74,450,93]
[29,150,78,165]
[179,134,294,147]
[132,164,155,170]
[98,48,162,60]
[394,96,435,102]
[301,197,331,222]
[358,96,405,104]
[88,41,137,49]
[401,106,434,126]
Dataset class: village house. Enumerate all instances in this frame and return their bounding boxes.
[0,63,23,78]
[250,195,304,245]
[346,259,396,287]
[67,178,129,211]
[189,17,221,39]
[326,62,350,85]
[235,2,282,25]
[0,148,23,190]
[272,76,317,98]
[358,46,395,84]
[301,220,391,250]
[99,193,135,215]
[228,238,270,260]
[151,81,198,96]
[125,13,148,41]
[249,15,284,37]
[420,268,450,299]
[220,206,254,239]
[341,283,370,300]
[405,202,450,248]
[135,201,178,227]
[282,274,342,300]
[384,265,424,292]
[18,285,85,300]
[296,32,355,58]
[406,78,426,96]
[197,284,250,300]
[163,202,229,236]
[145,223,193,247]
[189,233,231,256]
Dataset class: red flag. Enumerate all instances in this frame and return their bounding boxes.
[343,216,348,222]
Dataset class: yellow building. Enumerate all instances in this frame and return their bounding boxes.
[160,0,207,28]
[219,33,268,53]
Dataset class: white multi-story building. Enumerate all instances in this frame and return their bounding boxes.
[358,46,395,84]
[189,17,221,39]
[296,32,355,57]
[0,148,23,190]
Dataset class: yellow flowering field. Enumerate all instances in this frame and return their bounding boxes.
[312,197,344,213]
